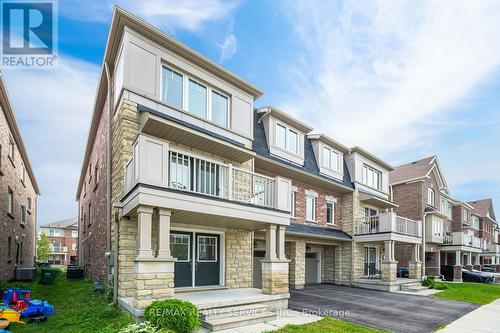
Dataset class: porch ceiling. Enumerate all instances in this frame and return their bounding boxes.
[359,192,398,209]
[140,111,255,163]
[355,233,421,244]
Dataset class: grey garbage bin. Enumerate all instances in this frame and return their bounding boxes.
[15,267,37,281]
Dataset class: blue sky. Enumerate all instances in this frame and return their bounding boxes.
[3,0,500,225]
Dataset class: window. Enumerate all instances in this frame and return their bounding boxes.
[72,243,77,251]
[8,237,12,259]
[211,90,228,127]
[49,229,60,237]
[188,79,207,118]
[306,195,316,221]
[427,188,435,206]
[322,146,340,171]
[161,66,183,109]
[290,191,296,217]
[432,219,443,237]
[20,162,25,184]
[472,216,480,229]
[275,122,299,154]
[8,137,14,161]
[362,165,381,190]
[94,162,99,187]
[7,188,13,215]
[327,202,335,225]
[197,236,217,262]
[169,152,191,190]
[27,197,32,213]
[448,205,452,219]
[72,230,78,238]
[463,208,469,222]
[21,205,27,224]
[170,234,190,261]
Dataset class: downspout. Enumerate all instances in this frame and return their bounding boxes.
[104,62,118,305]
[422,212,428,279]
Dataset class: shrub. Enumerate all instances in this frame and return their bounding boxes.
[145,299,199,333]
[422,278,435,288]
[118,321,160,333]
[433,282,448,290]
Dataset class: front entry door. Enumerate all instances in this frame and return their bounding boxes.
[305,252,319,284]
[364,247,377,276]
[170,231,220,288]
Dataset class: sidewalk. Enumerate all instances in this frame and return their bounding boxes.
[438,299,500,333]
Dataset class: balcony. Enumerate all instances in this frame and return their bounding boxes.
[355,212,421,243]
[121,135,291,228]
[51,246,68,253]
[487,243,500,254]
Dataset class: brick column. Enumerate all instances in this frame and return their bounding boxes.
[289,240,305,289]
[453,250,462,282]
[262,224,289,295]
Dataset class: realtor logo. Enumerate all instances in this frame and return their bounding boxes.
[1,0,58,68]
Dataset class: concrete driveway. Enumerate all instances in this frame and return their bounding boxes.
[289,284,479,333]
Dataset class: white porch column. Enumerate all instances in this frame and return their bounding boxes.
[265,224,277,260]
[391,241,395,261]
[467,252,472,266]
[384,240,395,262]
[493,256,497,265]
[455,250,461,266]
[277,225,286,260]
[437,250,441,276]
[157,209,172,259]
[137,206,154,259]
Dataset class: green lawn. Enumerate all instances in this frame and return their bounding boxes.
[433,282,500,304]
[268,317,386,333]
[3,272,133,333]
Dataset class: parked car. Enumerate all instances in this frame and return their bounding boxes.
[397,267,409,278]
[482,265,496,273]
[462,269,494,283]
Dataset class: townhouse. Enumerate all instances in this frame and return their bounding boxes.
[390,156,500,282]
[39,218,78,267]
[0,73,40,281]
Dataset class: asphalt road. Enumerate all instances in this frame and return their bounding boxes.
[289,284,480,333]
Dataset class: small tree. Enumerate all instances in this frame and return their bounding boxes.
[37,232,52,260]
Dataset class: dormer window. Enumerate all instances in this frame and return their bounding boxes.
[362,164,381,190]
[276,122,298,154]
[322,146,340,172]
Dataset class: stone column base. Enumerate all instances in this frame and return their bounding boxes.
[409,261,422,280]
[473,265,481,271]
[262,259,289,295]
[381,261,397,282]
[453,265,463,283]
[132,258,175,309]
[465,265,473,271]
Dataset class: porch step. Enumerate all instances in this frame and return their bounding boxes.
[400,282,429,293]
[200,304,276,331]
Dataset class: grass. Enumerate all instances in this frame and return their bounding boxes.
[267,317,386,333]
[433,282,500,304]
[3,271,133,333]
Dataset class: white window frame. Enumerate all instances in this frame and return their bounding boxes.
[161,66,184,109]
[432,219,443,237]
[290,191,296,218]
[427,188,435,206]
[197,235,218,263]
[20,162,25,184]
[472,216,480,229]
[463,208,469,222]
[170,234,191,262]
[7,188,13,215]
[27,197,32,213]
[322,146,340,172]
[362,165,382,190]
[8,137,14,161]
[72,230,78,238]
[275,121,299,155]
[21,205,27,224]
[72,243,77,251]
[326,201,335,225]
[49,229,60,237]
[306,195,316,222]
[160,65,230,128]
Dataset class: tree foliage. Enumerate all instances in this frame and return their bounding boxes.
[37,232,52,260]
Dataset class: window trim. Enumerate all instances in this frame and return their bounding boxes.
[7,187,13,217]
[274,121,299,155]
[362,164,382,190]
[170,233,191,262]
[326,201,335,225]
[160,64,231,129]
[427,188,435,207]
[290,191,296,218]
[21,205,27,224]
[322,145,340,172]
[197,235,218,263]
[306,194,316,222]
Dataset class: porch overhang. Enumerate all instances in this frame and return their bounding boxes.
[139,106,255,163]
[354,232,421,244]
[439,245,483,253]
[285,224,351,243]
[121,184,291,229]
[359,192,398,209]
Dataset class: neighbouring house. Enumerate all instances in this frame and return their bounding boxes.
[390,156,500,282]
[39,218,78,267]
[468,199,500,268]
[0,72,40,281]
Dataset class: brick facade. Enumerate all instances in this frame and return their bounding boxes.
[77,99,109,282]
[40,221,78,266]
[0,104,38,281]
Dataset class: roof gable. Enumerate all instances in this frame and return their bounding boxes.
[390,155,449,193]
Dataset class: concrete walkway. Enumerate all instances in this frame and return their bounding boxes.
[438,299,500,333]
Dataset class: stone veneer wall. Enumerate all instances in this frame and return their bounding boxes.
[133,272,174,309]
[261,263,289,295]
[352,243,365,279]
[321,246,335,283]
[225,229,253,288]
[287,240,305,289]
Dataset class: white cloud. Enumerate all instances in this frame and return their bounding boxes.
[219,34,238,62]
[61,0,240,32]
[279,0,500,157]
[3,58,99,225]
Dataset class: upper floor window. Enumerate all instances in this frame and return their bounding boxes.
[21,205,27,224]
[72,230,78,238]
[188,79,207,118]
[427,188,435,206]
[306,194,316,222]
[362,165,381,190]
[326,202,335,225]
[322,146,340,172]
[72,243,77,251]
[49,229,60,237]
[8,137,14,161]
[463,208,469,222]
[161,67,183,109]
[472,216,480,229]
[276,122,298,154]
[7,188,13,215]
[290,191,296,218]
[27,197,32,213]
[211,90,229,128]
[20,162,25,184]
[432,218,443,237]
